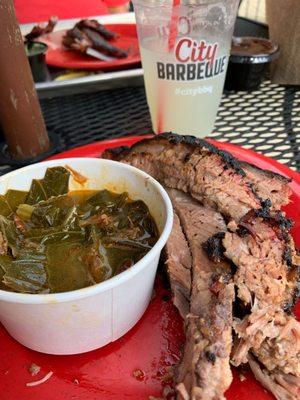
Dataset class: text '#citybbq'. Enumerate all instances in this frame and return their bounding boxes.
[157,37,227,81]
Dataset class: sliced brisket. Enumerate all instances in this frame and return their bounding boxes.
[232,305,300,377]
[168,190,234,400]
[220,207,300,395]
[102,134,299,400]
[248,355,300,400]
[253,310,300,376]
[223,216,294,310]
[165,211,192,319]
[103,133,292,220]
[241,162,291,209]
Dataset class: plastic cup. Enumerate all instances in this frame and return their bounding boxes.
[133,0,240,137]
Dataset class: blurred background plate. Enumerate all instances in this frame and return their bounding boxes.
[45,24,140,70]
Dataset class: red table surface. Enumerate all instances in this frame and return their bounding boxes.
[14,0,128,24]
[0,136,299,400]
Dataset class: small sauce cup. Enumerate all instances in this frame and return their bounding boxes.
[25,41,49,83]
[225,36,280,91]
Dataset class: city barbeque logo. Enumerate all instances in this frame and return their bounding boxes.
[157,38,227,81]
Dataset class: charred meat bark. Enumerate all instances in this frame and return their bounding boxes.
[103,133,291,220]
[168,190,234,400]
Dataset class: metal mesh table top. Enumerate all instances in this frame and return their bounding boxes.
[40,80,300,171]
[213,83,300,171]
[0,80,299,175]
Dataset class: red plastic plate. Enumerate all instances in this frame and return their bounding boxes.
[1,136,299,400]
[45,24,141,70]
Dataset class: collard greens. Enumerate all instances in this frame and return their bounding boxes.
[0,167,158,293]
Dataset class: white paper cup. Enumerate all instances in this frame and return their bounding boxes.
[0,158,173,354]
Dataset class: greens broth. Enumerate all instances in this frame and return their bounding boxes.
[0,167,159,294]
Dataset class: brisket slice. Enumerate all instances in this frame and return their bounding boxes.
[252,310,300,376]
[217,213,300,400]
[102,133,292,220]
[165,211,192,319]
[232,306,300,377]
[221,209,300,378]
[241,162,291,209]
[223,213,296,310]
[168,190,234,400]
[248,355,300,400]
